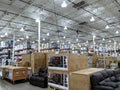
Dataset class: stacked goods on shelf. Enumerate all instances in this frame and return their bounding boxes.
[14,43,33,62]
[0,41,13,66]
[80,46,88,54]
[47,53,88,90]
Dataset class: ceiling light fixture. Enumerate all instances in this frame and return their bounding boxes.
[86,41,88,43]
[61,1,68,8]
[115,31,119,34]
[68,41,70,44]
[108,40,111,42]
[0,35,4,37]
[63,36,66,39]
[26,36,29,39]
[102,38,105,41]
[57,40,60,43]
[90,16,95,22]
[5,33,8,36]
[64,26,67,30]
[17,39,20,42]
[47,33,50,36]
[43,38,45,41]
[20,27,24,31]
[35,19,40,22]
[105,25,110,29]
[76,38,78,42]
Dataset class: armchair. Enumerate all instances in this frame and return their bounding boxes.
[29,68,48,88]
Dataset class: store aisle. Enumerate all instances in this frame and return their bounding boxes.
[0,80,49,90]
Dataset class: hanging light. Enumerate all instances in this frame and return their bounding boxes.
[86,41,88,43]
[35,19,40,22]
[0,35,4,37]
[105,25,110,29]
[17,39,20,42]
[108,40,111,42]
[26,36,29,39]
[5,33,8,36]
[57,40,60,43]
[43,38,45,41]
[90,16,95,22]
[61,1,68,8]
[63,36,66,39]
[76,38,78,42]
[115,31,119,34]
[47,33,50,36]
[20,27,24,31]
[102,38,105,41]
[64,26,67,30]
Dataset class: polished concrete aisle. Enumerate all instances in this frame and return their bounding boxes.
[0,80,50,90]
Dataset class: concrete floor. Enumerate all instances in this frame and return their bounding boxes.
[0,80,50,90]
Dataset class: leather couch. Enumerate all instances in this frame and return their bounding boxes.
[90,68,120,90]
[29,68,48,88]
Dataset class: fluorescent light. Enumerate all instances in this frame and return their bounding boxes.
[90,16,95,22]
[26,36,29,39]
[105,25,110,29]
[5,33,8,36]
[63,36,66,39]
[115,31,119,34]
[20,28,24,31]
[61,1,67,8]
[64,26,67,30]
[47,33,50,36]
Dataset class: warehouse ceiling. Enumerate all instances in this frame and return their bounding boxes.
[0,0,120,47]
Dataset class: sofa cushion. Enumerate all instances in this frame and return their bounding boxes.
[104,78,111,82]
[95,85,114,90]
[114,69,120,75]
[91,72,104,86]
[99,81,118,88]
[106,70,114,77]
[30,76,45,81]
[101,70,109,78]
[116,77,120,81]
[110,76,117,82]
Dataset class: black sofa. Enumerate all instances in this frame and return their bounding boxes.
[90,68,120,90]
[29,68,48,88]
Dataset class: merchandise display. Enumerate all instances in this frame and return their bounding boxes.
[0,0,120,90]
